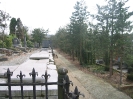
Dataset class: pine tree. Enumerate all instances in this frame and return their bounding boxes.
[9,18,17,35]
[70,0,89,65]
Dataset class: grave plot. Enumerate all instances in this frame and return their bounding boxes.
[0,48,58,99]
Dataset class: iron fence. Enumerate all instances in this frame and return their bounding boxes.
[0,68,84,99]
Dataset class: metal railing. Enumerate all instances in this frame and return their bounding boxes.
[0,68,84,99]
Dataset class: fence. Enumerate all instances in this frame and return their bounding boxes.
[0,68,84,99]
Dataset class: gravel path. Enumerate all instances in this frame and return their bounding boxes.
[54,50,132,99]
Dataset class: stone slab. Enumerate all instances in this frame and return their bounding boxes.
[0,78,7,83]
[47,70,58,82]
[30,52,49,59]
[0,66,19,77]
[0,50,58,98]
[10,59,47,83]
[0,96,58,99]
[11,70,58,83]
[113,65,128,73]
[20,59,49,66]
[0,70,58,96]
[19,59,48,69]
[40,50,49,53]
[0,78,8,96]
[6,86,42,96]
[48,50,52,53]
[10,62,57,83]
[37,59,49,64]
[41,48,49,51]
[47,64,56,70]
[49,53,53,57]
[49,62,55,65]
[49,58,54,62]
[0,87,8,97]
[11,70,47,83]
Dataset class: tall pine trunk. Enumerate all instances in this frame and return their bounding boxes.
[72,49,75,61]
[110,16,114,77]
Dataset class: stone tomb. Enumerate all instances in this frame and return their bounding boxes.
[0,50,58,99]
[30,51,49,59]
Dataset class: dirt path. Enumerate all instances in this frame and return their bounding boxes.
[54,50,132,99]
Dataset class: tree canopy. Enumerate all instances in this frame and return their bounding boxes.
[9,17,17,35]
[31,28,49,47]
[0,10,10,35]
[53,0,133,81]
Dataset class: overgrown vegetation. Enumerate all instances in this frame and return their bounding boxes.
[26,40,34,47]
[0,40,6,48]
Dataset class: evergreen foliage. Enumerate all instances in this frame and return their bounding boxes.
[54,0,133,78]
[27,40,34,47]
[0,40,6,48]
[9,18,17,35]
[4,35,13,48]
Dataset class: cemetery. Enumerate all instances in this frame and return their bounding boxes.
[0,39,82,99]
[0,48,80,99]
[1,0,133,98]
[0,37,132,99]
[0,36,133,99]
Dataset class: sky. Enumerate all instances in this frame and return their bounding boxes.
[0,0,133,35]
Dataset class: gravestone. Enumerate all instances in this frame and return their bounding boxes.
[96,59,104,64]
[42,40,52,48]
[12,38,22,47]
[34,42,39,48]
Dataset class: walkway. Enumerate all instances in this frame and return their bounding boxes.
[54,50,132,99]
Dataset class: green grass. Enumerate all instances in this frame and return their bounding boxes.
[85,64,106,74]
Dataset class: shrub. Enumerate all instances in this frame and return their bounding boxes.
[127,74,133,81]
[5,37,12,48]
[27,40,34,47]
[0,40,6,48]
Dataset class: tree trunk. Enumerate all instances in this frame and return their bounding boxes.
[109,12,114,77]
[72,49,75,61]
[119,57,122,86]
[80,43,82,65]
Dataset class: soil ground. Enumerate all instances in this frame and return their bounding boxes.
[54,49,132,99]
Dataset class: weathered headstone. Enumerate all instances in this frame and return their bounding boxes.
[12,38,22,47]
[34,42,39,48]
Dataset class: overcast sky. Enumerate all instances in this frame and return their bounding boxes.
[0,0,133,35]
